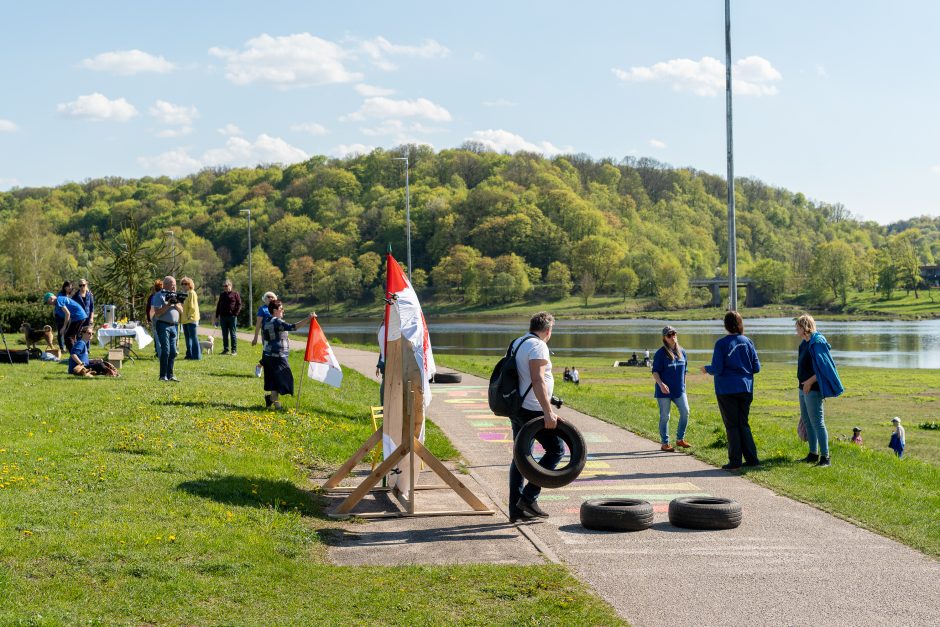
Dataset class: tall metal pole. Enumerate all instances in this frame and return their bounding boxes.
[393,156,412,281]
[240,209,253,320]
[725,0,738,311]
[166,230,177,273]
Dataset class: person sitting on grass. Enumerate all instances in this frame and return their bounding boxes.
[251,291,278,378]
[261,299,315,411]
[851,427,863,445]
[69,326,118,377]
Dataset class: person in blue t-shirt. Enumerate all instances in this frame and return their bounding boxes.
[251,291,278,378]
[69,326,115,376]
[46,289,87,352]
[701,311,762,471]
[652,325,691,452]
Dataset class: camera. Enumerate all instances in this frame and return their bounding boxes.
[163,290,189,305]
[550,395,564,409]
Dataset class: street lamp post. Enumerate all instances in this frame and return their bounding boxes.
[725,0,738,311]
[239,209,253,321]
[166,230,177,273]
[392,156,412,282]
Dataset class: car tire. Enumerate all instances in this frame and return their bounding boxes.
[512,417,587,489]
[432,372,462,384]
[668,496,742,530]
[580,499,653,532]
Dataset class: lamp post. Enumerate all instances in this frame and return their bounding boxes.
[392,156,412,282]
[725,0,738,311]
[239,209,253,320]
[166,230,177,273]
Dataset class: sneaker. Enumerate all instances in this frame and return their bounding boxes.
[231,351,237,356]
[661,443,675,452]
[516,498,549,518]
[721,463,742,471]
[264,394,272,408]
[815,456,831,467]
[159,377,168,381]
[802,453,820,463]
[255,364,263,378]
[167,376,180,382]
[675,439,692,448]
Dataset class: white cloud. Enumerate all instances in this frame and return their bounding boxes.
[482,98,516,107]
[81,49,175,75]
[0,119,17,132]
[290,122,329,135]
[342,97,451,122]
[156,126,194,138]
[140,134,309,176]
[466,129,570,155]
[649,138,666,149]
[210,33,361,88]
[332,143,376,158]
[612,55,781,97]
[355,83,395,97]
[360,36,449,71]
[217,123,243,136]
[149,100,198,125]
[57,93,139,121]
[359,119,445,141]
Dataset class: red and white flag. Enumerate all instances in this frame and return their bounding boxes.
[383,253,436,406]
[304,317,343,388]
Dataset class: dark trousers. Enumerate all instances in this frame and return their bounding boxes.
[54,314,66,350]
[509,408,565,516]
[63,318,85,352]
[716,392,759,466]
[155,321,179,379]
[220,316,238,352]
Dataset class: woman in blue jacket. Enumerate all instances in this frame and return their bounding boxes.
[652,325,691,451]
[701,311,761,471]
[795,314,844,467]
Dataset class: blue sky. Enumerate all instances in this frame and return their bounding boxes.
[1,1,938,224]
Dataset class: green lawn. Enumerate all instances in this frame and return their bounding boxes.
[436,354,940,558]
[0,345,623,625]
[844,288,940,317]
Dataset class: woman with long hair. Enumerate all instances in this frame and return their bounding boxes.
[652,325,691,451]
[795,313,843,467]
[179,277,201,360]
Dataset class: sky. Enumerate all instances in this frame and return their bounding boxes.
[1,0,938,224]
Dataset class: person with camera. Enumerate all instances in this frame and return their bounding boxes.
[507,312,565,523]
[152,275,183,381]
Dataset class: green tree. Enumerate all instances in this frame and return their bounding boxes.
[544,261,573,300]
[229,246,284,309]
[749,259,789,305]
[810,240,855,305]
[91,228,172,321]
[571,236,626,293]
[613,266,639,303]
[653,258,689,309]
[579,272,596,307]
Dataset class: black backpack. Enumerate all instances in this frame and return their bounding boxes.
[488,334,536,417]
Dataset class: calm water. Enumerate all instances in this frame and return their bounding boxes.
[316,316,940,369]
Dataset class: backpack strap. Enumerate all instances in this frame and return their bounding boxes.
[511,334,538,402]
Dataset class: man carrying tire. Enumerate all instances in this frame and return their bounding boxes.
[508,312,565,523]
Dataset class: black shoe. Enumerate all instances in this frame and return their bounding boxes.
[509,509,535,523]
[721,463,742,471]
[815,456,831,467]
[802,453,820,463]
[516,498,549,518]
[743,460,761,467]
[264,394,272,408]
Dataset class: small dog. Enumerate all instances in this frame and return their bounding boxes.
[20,323,55,351]
[199,336,214,355]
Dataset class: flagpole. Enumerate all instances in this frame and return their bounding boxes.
[295,355,306,412]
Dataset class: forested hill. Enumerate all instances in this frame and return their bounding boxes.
[1,146,937,312]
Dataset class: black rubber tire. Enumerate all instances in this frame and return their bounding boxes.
[432,372,462,384]
[512,417,587,489]
[668,496,742,530]
[580,499,653,532]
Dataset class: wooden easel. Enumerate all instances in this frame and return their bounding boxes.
[323,337,493,519]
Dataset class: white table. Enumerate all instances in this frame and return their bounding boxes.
[97,326,154,350]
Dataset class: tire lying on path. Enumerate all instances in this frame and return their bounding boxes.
[668,496,742,530]
[513,417,586,489]
[580,499,653,532]
[432,372,462,384]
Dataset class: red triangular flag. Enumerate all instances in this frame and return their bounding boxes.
[385,253,410,296]
[304,318,330,363]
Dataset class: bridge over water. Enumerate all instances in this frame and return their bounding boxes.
[690,277,756,307]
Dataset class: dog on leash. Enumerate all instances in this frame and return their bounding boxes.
[199,335,214,355]
[20,323,55,351]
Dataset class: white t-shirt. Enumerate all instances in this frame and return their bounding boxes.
[512,334,553,412]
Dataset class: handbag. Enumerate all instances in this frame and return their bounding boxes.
[797,416,808,442]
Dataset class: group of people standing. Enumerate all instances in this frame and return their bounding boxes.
[44,279,94,351]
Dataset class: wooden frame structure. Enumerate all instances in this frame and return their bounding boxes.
[323,336,493,519]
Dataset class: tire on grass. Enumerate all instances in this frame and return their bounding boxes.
[580,499,653,532]
[668,496,742,530]
[512,417,586,489]
[432,372,462,384]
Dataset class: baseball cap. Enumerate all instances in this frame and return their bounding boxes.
[662,325,678,336]
[891,417,901,424]
[43,292,55,301]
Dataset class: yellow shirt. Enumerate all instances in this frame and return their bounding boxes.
[181,291,200,325]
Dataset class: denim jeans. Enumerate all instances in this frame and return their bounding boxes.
[716,392,759,466]
[799,389,828,457]
[152,321,161,357]
[509,408,565,516]
[182,323,201,360]
[657,394,690,444]
[155,321,179,379]
[220,315,238,352]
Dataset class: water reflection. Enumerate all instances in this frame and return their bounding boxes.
[314,316,940,369]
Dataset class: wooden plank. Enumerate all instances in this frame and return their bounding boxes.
[322,428,382,490]
[334,444,408,515]
[413,439,490,512]
[330,509,494,519]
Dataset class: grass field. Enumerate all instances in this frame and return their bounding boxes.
[0,344,624,625]
[435,354,940,558]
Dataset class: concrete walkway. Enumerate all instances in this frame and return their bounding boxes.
[207,328,940,625]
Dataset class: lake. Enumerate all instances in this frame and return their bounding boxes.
[316,316,940,370]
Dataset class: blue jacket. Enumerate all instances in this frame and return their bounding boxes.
[808,332,844,399]
[704,334,761,395]
[652,346,687,399]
